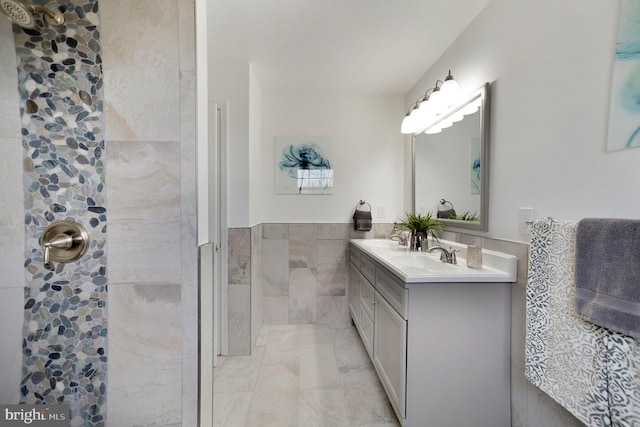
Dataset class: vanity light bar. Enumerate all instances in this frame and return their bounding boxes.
[401,70,477,135]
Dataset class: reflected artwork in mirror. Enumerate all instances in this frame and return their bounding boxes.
[413,83,490,231]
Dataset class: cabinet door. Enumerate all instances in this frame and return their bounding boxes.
[373,292,407,420]
[348,262,360,325]
[359,306,374,358]
[359,274,375,319]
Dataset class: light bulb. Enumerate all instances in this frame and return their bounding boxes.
[449,111,465,123]
[440,71,462,107]
[425,124,442,134]
[400,114,415,134]
[461,98,481,116]
[439,117,453,129]
[429,89,444,113]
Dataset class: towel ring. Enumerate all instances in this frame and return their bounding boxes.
[438,199,454,211]
[437,199,456,219]
[355,200,371,212]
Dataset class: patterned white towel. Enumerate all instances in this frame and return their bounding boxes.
[525,218,640,426]
[525,219,609,425]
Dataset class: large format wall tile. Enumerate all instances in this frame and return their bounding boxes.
[101,0,180,141]
[263,223,289,239]
[108,284,182,426]
[316,265,348,296]
[107,140,181,284]
[180,71,197,216]
[263,296,289,325]
[317,239,349,269]
[289,239,317,268]
[251,224,263,348]
[0,19,19,136]
[0,288,25,404]
[228,284,251,355]
[0,138,23,288]
[228,228,251,285]
[261,223,354,326]
[178,0,196,72]
[262,239,289,296]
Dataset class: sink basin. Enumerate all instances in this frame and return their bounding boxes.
[387,252,457,273]
[358,239,405,249]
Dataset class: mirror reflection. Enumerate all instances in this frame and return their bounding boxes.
[413,83,489,231]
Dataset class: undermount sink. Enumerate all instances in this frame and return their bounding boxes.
[358,239,407,250]
[387,252,458,274]
[350,239,517,283]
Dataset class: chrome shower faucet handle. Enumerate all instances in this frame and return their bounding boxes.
[41,220,89,271]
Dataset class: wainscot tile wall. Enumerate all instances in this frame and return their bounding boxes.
[261,223,393,327]
[225,222,586,426]
[227,224,263,355]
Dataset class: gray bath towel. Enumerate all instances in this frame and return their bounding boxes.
[575,218,640,339]
[353,209,372,232]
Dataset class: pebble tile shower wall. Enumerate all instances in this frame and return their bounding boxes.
[7,1,108,425]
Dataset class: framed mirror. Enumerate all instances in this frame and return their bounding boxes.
[412,83,490,231]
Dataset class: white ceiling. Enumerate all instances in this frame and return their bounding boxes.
[209,0,490,95]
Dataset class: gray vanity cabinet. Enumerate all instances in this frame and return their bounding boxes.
[373,290,407,419]
[349,257,375,358]
[349,245,408,420]
[348,262,360,325]
[348,242,511,427]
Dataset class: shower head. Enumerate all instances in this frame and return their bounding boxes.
[0,0,64,29]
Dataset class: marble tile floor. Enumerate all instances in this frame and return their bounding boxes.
[213,323,400,427]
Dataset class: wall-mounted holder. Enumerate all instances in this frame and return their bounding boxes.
[41,220,89,271]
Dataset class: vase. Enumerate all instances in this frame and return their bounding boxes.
[411,231,428,251]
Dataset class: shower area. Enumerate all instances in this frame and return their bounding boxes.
[0,0,199,425]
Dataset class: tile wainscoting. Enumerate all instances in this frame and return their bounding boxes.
[227,224,585,426]
[261,223,392,326]
[226,223,392,355]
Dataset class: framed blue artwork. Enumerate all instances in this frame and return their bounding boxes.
[607,0,640,151]
[275,136,334,194]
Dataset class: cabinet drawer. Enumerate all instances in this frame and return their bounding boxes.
[376,268,407,319]
[360,275,375,318]
[361,254,376,284]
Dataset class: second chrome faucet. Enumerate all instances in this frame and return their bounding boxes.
[426,246,459,264]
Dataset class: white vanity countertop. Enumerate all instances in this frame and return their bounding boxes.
[350,238,517,284]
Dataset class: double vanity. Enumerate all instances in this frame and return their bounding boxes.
[349,238,517,427]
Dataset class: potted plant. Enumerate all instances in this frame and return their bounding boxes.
[450,211,480,222]
[397,211,444,250]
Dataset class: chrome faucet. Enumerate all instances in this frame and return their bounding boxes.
[389,231,409,246]
[389,224,409,246]
[426,246,459,264]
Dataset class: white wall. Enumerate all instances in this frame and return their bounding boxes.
[249,66,262,226]
[261,91,405,223]
[211,60,251,227]
[407,0,637,242]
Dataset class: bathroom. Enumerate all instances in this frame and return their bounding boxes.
[0,0,638,426]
